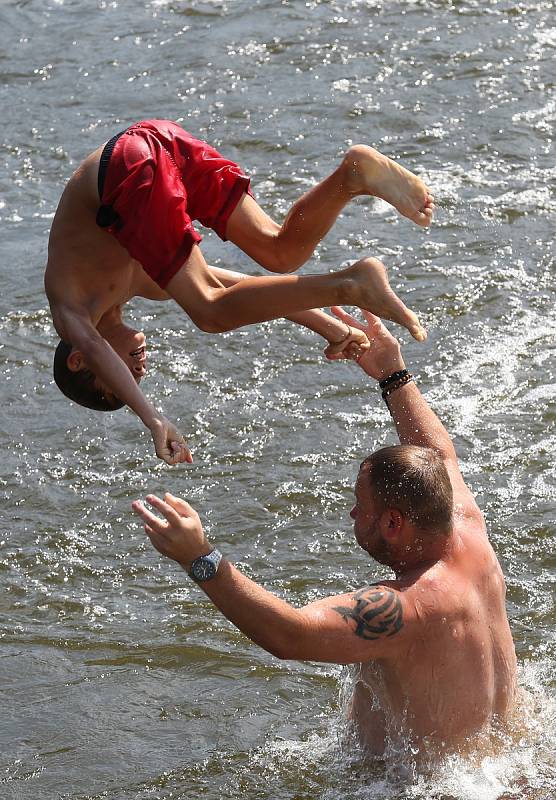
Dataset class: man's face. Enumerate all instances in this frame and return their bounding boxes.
[350,466,392,565]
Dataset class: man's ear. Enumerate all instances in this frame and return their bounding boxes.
[66,350,85,372]
[381,509,404,541]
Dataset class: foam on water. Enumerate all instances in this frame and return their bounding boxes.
[232,660,556,800]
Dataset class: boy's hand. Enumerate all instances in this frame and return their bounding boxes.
[329,306,406,380]
[324,324,370,361]
[132,492,211,570]
[149,416,193,465]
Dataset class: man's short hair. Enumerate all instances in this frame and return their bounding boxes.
[53,340,124,412]
[362,445,454,534]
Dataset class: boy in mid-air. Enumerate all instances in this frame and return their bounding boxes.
[45,119,434,465]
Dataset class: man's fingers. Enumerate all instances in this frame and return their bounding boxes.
[143,525,172,557]
[330,306,363,329]
[132,499,168,535]
[144,523,165,545]
[332,304,384,335]
[132,495,181,532]
[145,493,183,527]
[133,493,195,531]
[164,492,195,517]
[362,309,383,328]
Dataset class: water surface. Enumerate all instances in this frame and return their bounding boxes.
[0,1,554,798]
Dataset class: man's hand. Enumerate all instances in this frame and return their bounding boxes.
[148,416,193,466]
[329,306,406,381]
[324,325,370,361]
[132,492,211,570]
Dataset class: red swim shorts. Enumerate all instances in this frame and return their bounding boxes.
[97,119,252,288]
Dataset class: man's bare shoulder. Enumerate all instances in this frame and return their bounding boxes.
[291,582,415,663]
[398,541,504,632]
[331,583,406,642]
[403,568,469,620]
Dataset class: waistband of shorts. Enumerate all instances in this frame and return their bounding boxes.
[98,128,128,200]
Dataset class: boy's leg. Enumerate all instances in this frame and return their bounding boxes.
[165,245,426,341]
[206,264,369,354]
[224,179,352,274]
[225,145,434,274]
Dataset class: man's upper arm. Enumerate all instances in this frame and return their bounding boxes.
[290,584,411,664]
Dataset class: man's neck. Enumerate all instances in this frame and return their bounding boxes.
[390,529,454,576]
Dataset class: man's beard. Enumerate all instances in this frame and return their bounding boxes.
[364,520,394,567]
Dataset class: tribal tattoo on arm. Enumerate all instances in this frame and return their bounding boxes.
[333,587,404,640]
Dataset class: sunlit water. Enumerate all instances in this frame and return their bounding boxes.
[0,0,554,798]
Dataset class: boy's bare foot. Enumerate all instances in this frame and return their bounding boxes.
[342,145,434,227]
[344,257,427,342]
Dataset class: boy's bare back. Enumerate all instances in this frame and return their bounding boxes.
[45,145,167,341]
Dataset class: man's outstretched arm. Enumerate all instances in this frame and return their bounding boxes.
[132,493,411,663]
[331,308,483,522]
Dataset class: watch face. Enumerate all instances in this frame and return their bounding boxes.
[191,557,216,582]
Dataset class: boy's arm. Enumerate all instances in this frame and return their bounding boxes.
[56,307,191,465]
[132,493,409,663]
[332,308,483,523]
[208,265,369,359]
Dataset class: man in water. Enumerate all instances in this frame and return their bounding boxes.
[45,119,433,465]
[132,308,517,758]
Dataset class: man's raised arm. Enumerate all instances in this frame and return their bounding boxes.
[331,308,483,522]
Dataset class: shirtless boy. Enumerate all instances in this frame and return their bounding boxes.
[132,309,517,759]
[45,119,434,464]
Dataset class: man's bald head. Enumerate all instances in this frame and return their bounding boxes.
[361,445,454,535]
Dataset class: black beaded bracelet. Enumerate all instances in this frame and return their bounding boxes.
[379,369,409,389]
[381,374,413,403]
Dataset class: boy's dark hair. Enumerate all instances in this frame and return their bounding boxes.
[362,445,454,534]
[53,340,124,412]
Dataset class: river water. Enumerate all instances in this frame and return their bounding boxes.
[0,0,554,798]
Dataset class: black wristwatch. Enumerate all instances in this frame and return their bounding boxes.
[189,549,223,582]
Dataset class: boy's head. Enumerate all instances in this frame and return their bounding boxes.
[53,327,147,412]
[53,340,125,411]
